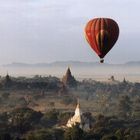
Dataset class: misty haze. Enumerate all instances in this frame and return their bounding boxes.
[1,61,140,82]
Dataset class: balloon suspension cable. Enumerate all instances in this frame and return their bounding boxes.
[100,58,104,63]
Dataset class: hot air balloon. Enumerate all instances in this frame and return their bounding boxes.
[85,18,119,63]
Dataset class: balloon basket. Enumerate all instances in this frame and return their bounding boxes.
[100,59,104,63]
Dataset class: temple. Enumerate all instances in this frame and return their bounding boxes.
[66,100,90,131]
[62,67,77,88]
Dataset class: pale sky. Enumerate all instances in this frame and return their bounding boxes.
[0,0,140,64]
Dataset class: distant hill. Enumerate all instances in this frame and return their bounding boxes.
[124,61,140,66]
[2,61,140,68]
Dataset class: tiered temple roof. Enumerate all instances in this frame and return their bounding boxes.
[62,67,77,87]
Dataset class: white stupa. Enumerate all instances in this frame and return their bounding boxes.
[66,99,90,131]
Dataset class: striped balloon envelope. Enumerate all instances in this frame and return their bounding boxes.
[85,18,119,63]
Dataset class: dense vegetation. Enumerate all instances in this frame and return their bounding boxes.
[0,75,140,139]
[0,107,140,140]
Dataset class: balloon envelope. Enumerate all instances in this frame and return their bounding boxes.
[85,18,119,62]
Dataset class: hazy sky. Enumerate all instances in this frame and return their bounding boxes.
[0,0,140,64]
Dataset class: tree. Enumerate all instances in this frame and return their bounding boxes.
[1,92,10,99]
[8,107,42,134]
[64,124,84,140]
[40,109,58,128]
[101,134,118,140]
[117,95,132,118]
[0,133,12,140]
[26,129,64,140]
[61,96,77,106]
[132,97,140,119]
[26,129,53,140]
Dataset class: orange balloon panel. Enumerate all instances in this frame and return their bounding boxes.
[85,18,119,59]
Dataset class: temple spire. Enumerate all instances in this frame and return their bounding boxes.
[62,67,77,87]
[66,98,90,131]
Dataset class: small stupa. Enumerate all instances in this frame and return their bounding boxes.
[123,77,127,83]
[5,72,10,81]
[3,72,12,86]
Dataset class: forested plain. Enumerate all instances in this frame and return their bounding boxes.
[0,75,140,140]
